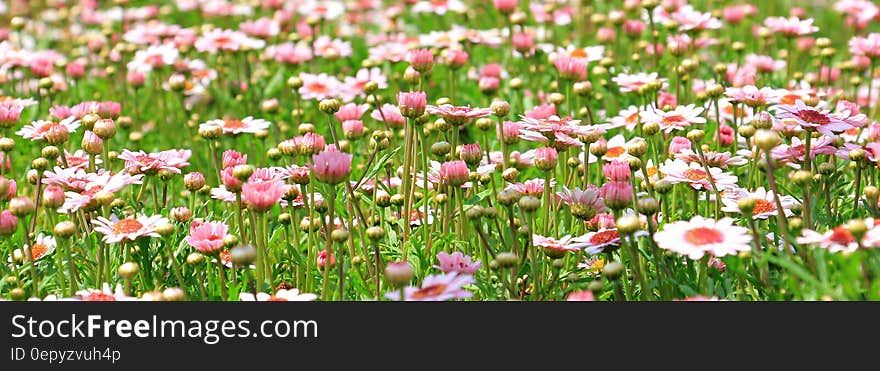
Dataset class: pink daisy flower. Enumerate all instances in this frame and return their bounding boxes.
[763,16,819,36]
[774,100,854,136]
[640,104,706,133]
[658,159,738,191]
[298,73,343,101]
[654,216,752,259]
[118,149,192,175]
[434,251,481,274]
[16,117,80,141]
[239,289,317,301]
[92,214,168,244]
[200,116,271,135]
[721,187,799,220]
[384,272,475,301]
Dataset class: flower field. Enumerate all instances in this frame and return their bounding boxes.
[2,0,880,301]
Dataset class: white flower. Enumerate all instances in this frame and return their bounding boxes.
[654,216,752,259]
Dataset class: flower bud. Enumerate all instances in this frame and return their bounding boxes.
[230,244,257,266]
[754,129,781,150]
[385,261,414,287]
[602,261,624,280]
[118,262,139,279]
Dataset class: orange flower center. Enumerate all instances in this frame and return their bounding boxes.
[646,166,658,177]
[661,115,687,125]
[605,146,625,157]
[684,168,708,181]
[590,230,619,245]
[753,199,776,214]
[571,48,589,58]
[220,250,231,265]
[828,226,856,245]
[307,82,328,94]
[82,292,116,301]
[625,112,639,124]
[30,243,48,260]
[683,227,725,245]
[266,295,288,302]
[780,94,799,105]
[411,284,447,299]
[224,120,244,129]
[112,218,143,234]
[795,109,830,125]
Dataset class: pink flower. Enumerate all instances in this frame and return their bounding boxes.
[534,147,559,171]
[0,210,17,235]
[397,91,427,118]
[239,17,280,38]
[439,160,470,187]
[342,120,365,139]
[16,117,80,141]
[407,48,434,73]
[317,250,336,269]
[185,221,229,254]
[492,0,518,13]
[92,214,168,244]
[506,178,553,196]
[525,104,557,120]
[668,136,692,155]
[311,148,353,185]
[556,186,607,220]
[0,102,25,127]
[334,103,370,122]
[426,104,492,125]
[566,290,596,301]
[532,234,589,257]
[201,116,271,135]
[553,56,587,80]
[435,251,481,274]
[384,272,475,301]
[222,149,248,169]
[774,100,854,136]
[603,161,630,181]
[763,16,819,36]
[242,179,286,212]
[600,181,633,210]
[623,19,645,37]
[299,73,344,101]
[371,104,406,128]
[118,149,192,175]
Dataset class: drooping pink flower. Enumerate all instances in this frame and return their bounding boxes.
[397,91,428,118]
[435,251,481,274]
[439,160,470,187]
[311,148,353,185]
[242,179,286,212]
[185,221,229,254]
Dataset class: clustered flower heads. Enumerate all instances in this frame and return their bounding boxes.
[3,0,880,303]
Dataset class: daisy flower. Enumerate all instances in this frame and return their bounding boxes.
[556,186,607,220]
[608,105,641,131]
[674,149,748,169]
[201,116,270,135]
[774,100,854,136]
[769,135,836,167]
[720,187,799,219]
[194,28,264,53]
[425,104,493,124]
[10,233,55,264]
[506,178,554,196]
[16,117,80,141]
[600,134,635,162]
[654,216,752,259]
[658,159,739,191]
[763,16,819,36]
[797,226,863,253]
[298,72,343,101]
[571,228,622,254]
[312,36,352,58]
[611,72,667,94]
[73,283,138,301]
[724,85,780,107]
[118,149,192,175]
[92,214,168,244]
[384,272,475,301]
[640,104,706,133]
[60,172,144,213]
[434,251,481,275]
[532,234,590,257]
[239,289,317,301]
